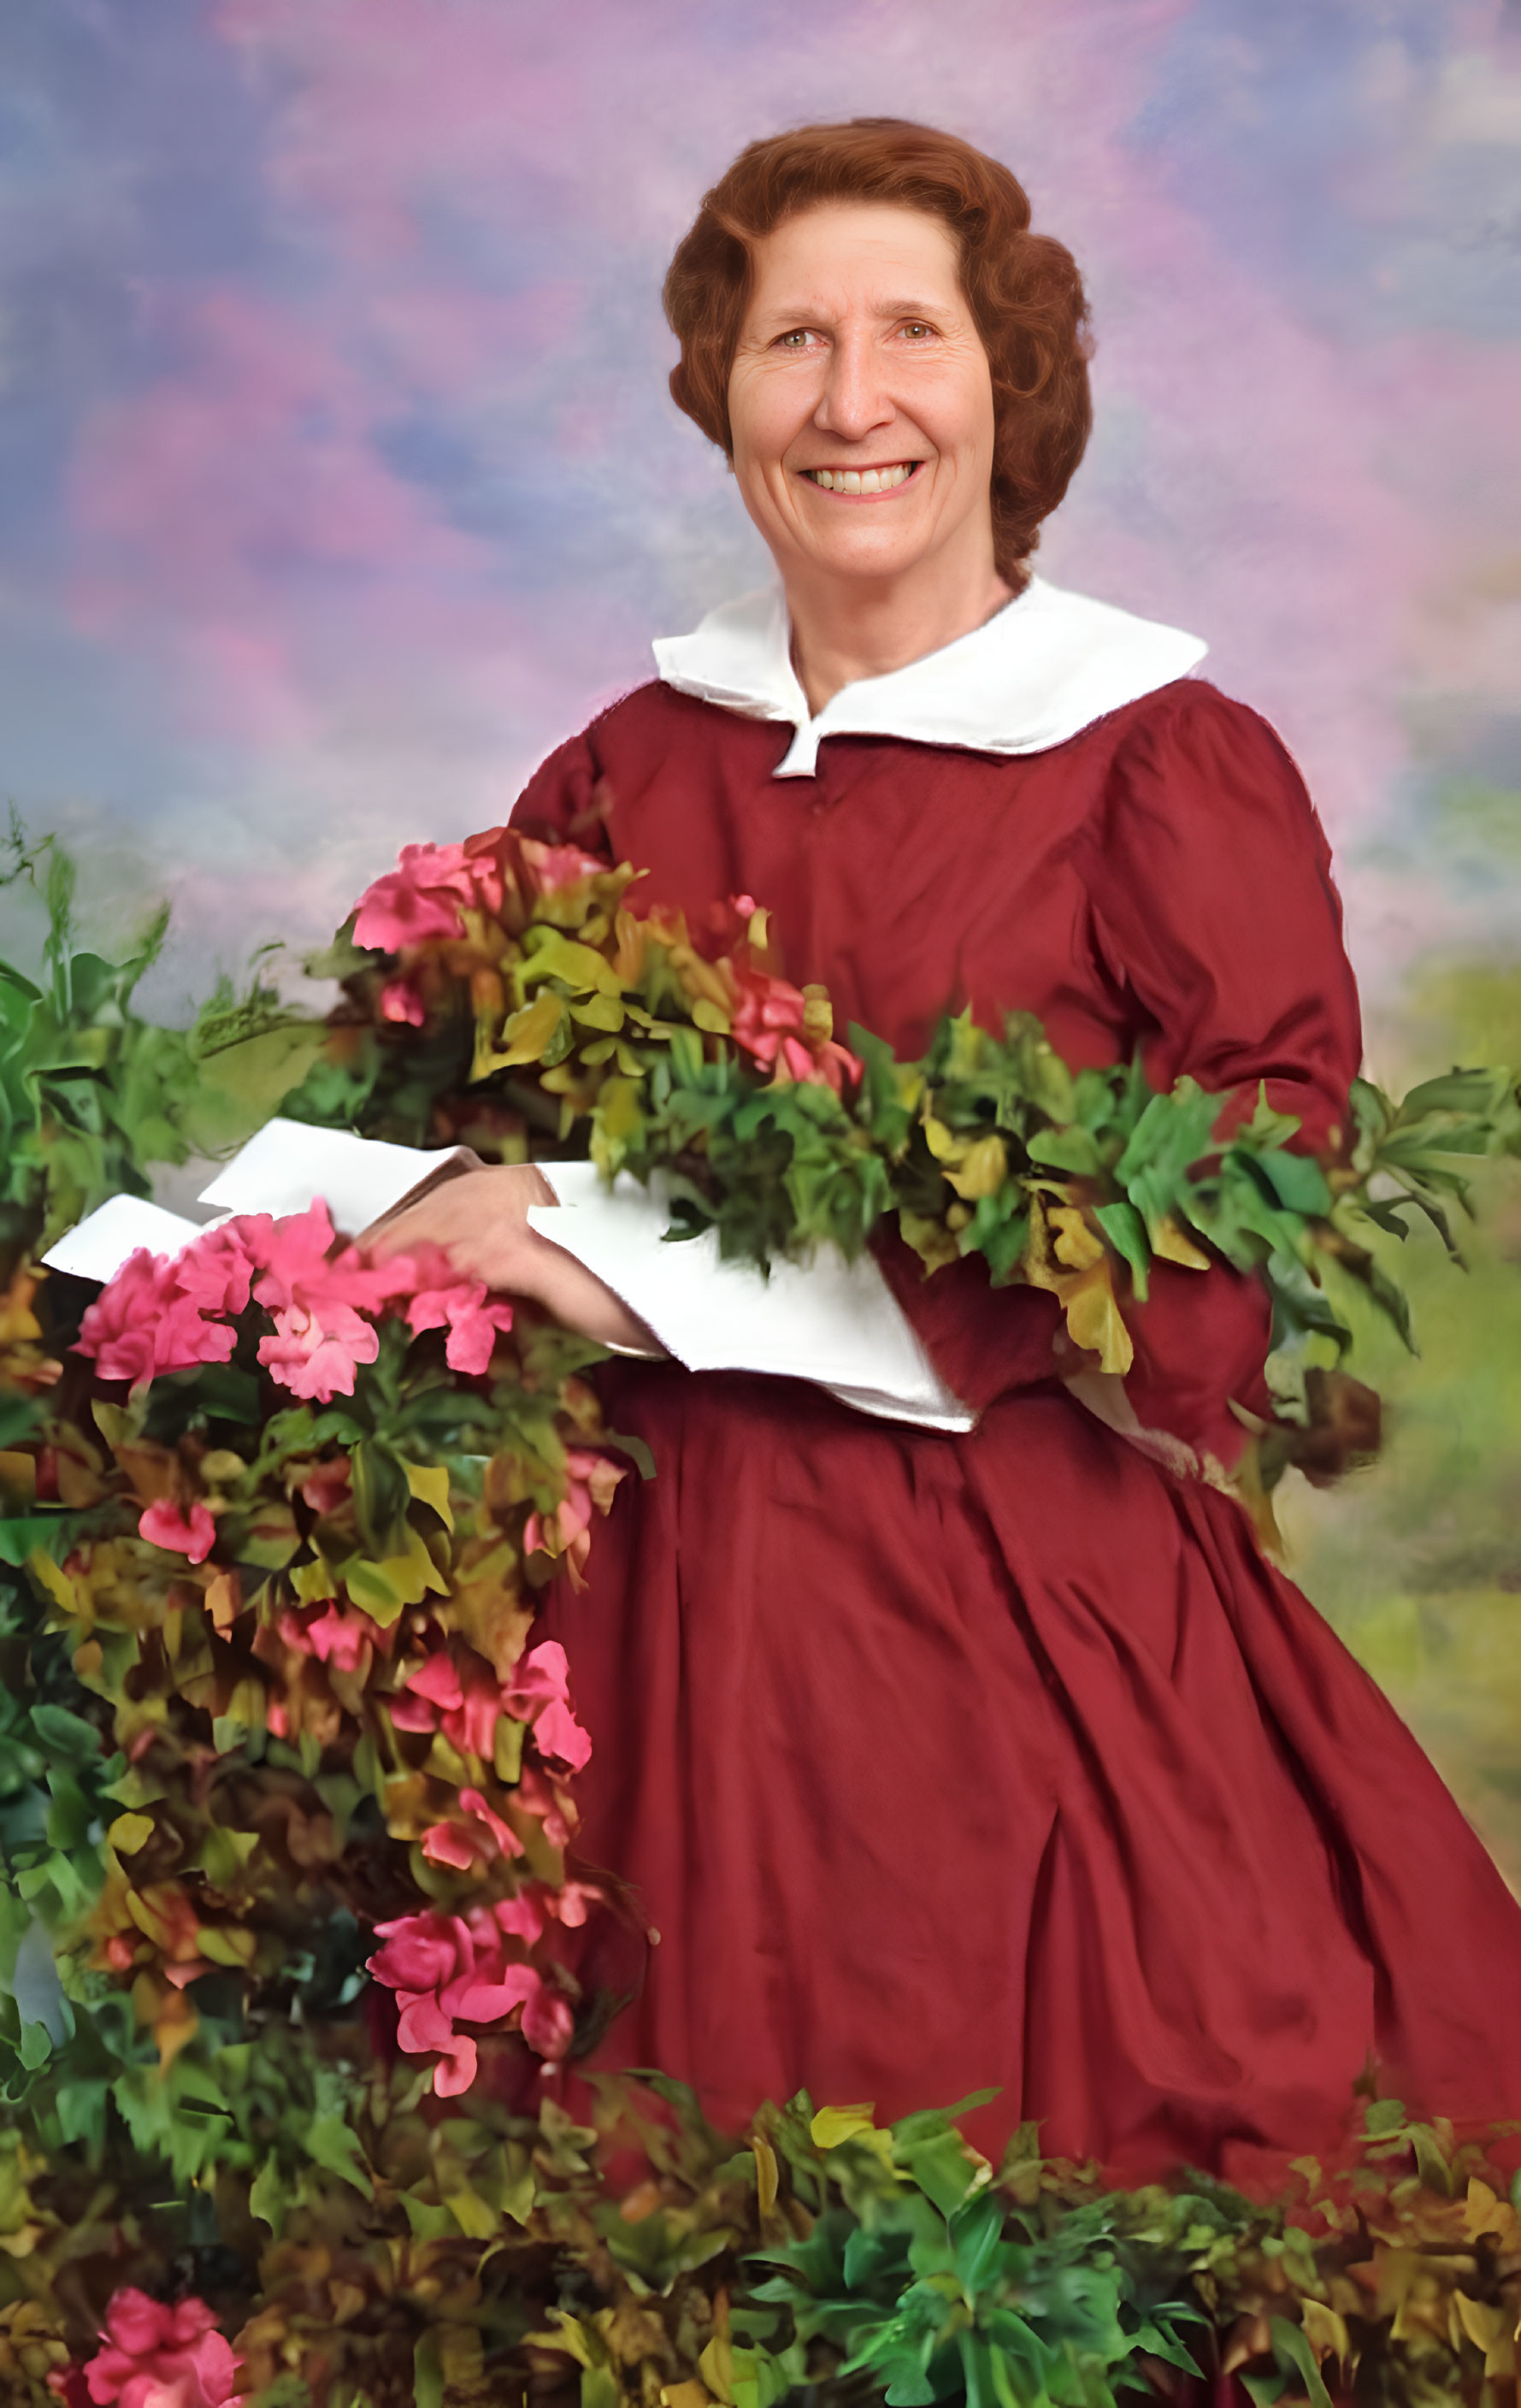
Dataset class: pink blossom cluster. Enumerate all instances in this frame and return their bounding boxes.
[729,960,861,1094]
[80,1204,515,1437]
[53,2287,240,2408]
[403,1258,516,1375]
[389,1637,592,1777]
[351,825,608,960]
[368,1902,575,2090]
[74,1242,241,1389]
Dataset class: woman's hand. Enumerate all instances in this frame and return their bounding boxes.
[366,1163,664,1356]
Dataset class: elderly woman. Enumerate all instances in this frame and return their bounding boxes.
[377,119,1521,2181]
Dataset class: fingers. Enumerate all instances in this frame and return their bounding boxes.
[361,1162,557,1279]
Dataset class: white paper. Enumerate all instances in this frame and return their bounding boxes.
[197,1117,472,1236]
[530,1163,974,1432]
[42,1195,207,1282]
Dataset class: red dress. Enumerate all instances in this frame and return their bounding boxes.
[516,672,1521,2181]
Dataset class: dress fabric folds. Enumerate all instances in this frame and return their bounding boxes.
[516,673,1521,2181]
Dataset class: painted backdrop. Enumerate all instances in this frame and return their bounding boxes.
[3,0,1520,1862]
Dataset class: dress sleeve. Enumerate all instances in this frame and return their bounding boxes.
[1082,682,1364,1466]
[509,730,617,855]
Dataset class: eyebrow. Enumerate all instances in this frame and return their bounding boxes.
[752,294,946,328]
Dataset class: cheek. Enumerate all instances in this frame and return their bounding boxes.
[730,365,822,479]
[921,356,996,463]
[728,378,787,475]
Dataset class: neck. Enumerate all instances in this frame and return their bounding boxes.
[783,548,1017,717]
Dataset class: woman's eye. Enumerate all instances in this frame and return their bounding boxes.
[776,329,818,350]
[900,322,934,340]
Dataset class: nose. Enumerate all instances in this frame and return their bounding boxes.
[813,326,895,444]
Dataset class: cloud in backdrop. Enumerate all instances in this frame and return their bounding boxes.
[1,0,1518,1051]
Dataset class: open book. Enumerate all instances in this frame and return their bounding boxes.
[43,1121,973,1432]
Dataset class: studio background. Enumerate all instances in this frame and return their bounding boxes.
[3,0,1520,1875]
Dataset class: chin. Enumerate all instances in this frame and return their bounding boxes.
[808,531,934,584]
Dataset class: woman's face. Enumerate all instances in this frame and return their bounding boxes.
[726,202,999,593]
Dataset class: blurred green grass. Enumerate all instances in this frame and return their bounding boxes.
[1282,958,1521,1889]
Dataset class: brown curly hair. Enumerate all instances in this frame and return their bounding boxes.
[663,118,1094,586]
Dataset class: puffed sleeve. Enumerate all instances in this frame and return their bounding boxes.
[509,729,617,856]
[1082,682,1364,1465]
[1088,684,1360,1146]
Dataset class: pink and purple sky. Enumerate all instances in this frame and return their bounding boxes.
[2,0,1518,1050]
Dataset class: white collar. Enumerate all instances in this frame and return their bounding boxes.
[651,574,1208,777]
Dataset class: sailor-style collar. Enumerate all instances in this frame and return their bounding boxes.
[652,574,1209,779]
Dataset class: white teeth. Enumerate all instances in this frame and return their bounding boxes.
[805,462,917,492]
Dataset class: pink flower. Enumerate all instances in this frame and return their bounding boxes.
[240,1202,336,1312]
[522,1979,576,2059]
[406,1276,514,1374]
[492,1889,546,1944]
[418,1821,480,1873]
[78,1253,179,1385]
[77,1251,237,1387]
[279,1601,387,1674]
[522,835,609,894]
[504,1640,592,1773]
[76,2287,241,2408]
[351,840,480,951]
[238,1202,401,1318]
[171,1224,256,1317]
[554,1880,601,1928]
[390,1646,504,1759]
[368,1909,469,1998]
[421,1786,524,1869]
[139,1499,216,1566]
[257,1301,379,1402]
[729,965,861,1095]
[516,1764,572,1850]
[368,1908,570,2089]
[486,1881,598,1941]
[349,825,607,962]
[522,1449,627,1584]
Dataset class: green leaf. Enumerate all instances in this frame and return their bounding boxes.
[413,2329,446,2408]
[304,2110,374,2197]
[1094,1199,1151,1301]
[351,1437,413,1560]
[29,1703,103,1765]
[18,2019,52,2069]
[1269,2316,1332,2408]
[249,2156,286,2231]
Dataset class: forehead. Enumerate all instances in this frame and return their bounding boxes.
[743,203,964,320]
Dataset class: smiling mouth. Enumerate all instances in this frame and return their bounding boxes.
[801,461,923,494]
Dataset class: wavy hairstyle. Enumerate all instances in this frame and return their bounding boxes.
[663,119,1094,586]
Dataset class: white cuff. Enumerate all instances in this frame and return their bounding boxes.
[529,1163,975,1433]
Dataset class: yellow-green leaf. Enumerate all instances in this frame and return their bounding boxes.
[810,2102,880,2149]
[404,1459,454,1532]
